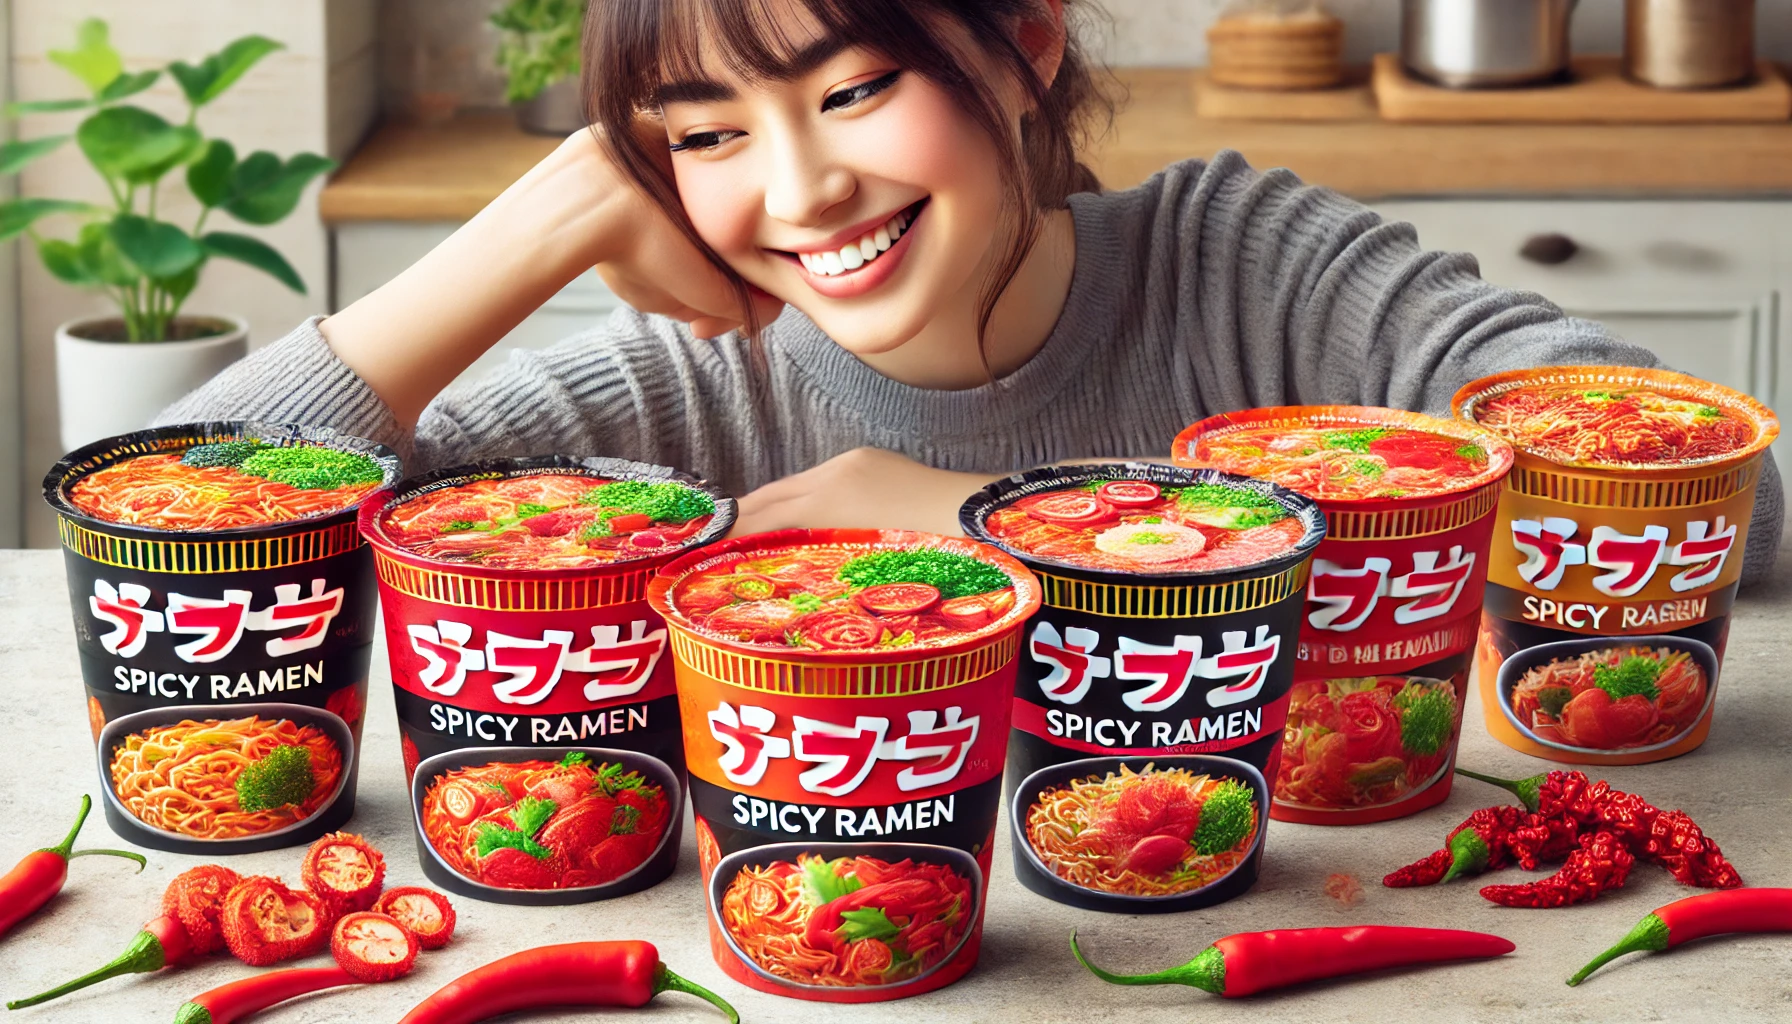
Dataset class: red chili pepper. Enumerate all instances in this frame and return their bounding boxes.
[396,941,737,1024]
[301,832,387,917]
[1383,805,1531,887]
[372,887,456,950]
[1568,889,1792,986]
[331,912,419,983]
[171,966,357,1024]
[1480,830,1636,908]
[1383,848,1453,888]
[1645,809,1743,889]
[0,794,144,939]
[6,912,196,1009]
[1070,926,1515,996]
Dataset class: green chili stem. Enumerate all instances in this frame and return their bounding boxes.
[6,928,168,1008]
[1453,768,1545,812]
[1567,913,1671,987]
[653,964,739,1024]
[37,794,145,869]
[1070,930,1226,995]
[1441,829,1491,884]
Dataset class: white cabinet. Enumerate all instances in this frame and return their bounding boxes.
[332,222,624,389]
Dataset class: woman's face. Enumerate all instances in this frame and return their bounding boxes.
[658,21,1012,355]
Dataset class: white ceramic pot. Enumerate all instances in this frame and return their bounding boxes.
[55,315,249,452]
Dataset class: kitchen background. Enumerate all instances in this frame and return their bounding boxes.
[6,0,1792,547]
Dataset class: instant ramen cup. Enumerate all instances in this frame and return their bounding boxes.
[959,463,1324,912]
[647,528,1040,1003]
[359,455,735,905]
[1454,366,1779,765]
[44,421,401,853]
[1174,407,1514,826]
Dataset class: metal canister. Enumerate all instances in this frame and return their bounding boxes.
[1625,0,1756,89]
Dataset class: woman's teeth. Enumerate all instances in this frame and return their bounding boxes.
[798,209,910,277]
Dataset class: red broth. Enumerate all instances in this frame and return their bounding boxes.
[978,480,1309,574]
[67,451,381,530]
[668,544,1021,652]
[1472,383,1755,467]
[380,474,716,570]
[1191,426,1495,501]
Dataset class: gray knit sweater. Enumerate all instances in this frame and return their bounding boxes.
[161,151,1783,584]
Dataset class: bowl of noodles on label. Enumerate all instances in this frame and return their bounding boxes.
[96,702,355,853]
[1011,754,1268,908]
[708,841,984,994]
[1497,635,1719,754]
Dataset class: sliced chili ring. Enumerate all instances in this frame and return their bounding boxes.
[221,877,329,966]
[1097,480,1162,508]
[161,864,244,956]
[438,781,484,827]
[301,832,387,915]
[371,886,457,950]
[857,582,942,616]
[795,610,886,649]
[330,912,419,983]
[1023,491,1116,526]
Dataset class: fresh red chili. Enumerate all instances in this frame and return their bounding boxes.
[1070,926,1515,997]
[1480,830,1635,908]
[6,912,196,1009]
[0,794,144,939]
[171,966,357,1024]
[396,941,737,1024]
[1568,888,1792,986]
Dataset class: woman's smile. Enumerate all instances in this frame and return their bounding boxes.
[780,198,928,299]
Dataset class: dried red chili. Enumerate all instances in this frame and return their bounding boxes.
[163,864,244,956]
[1568,888,1792,986]
[1383,848,1453,888]
[1383,805,1531,887]
[221,877,329,967]
[372,887,456,950]
[1644,809,1743,889]
[332,911,419,983]
[1070,926,1516,996]
[301,832,386,917]
[7,913,197,1009]
[1480,830,1635,908]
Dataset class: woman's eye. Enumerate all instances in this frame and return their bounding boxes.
[669,129,744,153]
[820,70,900,113]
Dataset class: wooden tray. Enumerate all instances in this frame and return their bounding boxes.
[1373,53,1792,123]
[1193,67,1375,122]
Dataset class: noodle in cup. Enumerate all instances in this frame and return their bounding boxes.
[649,528,1039,1002]
[1173,407,1513,826]
[359,456,735,905]
[1454,366,1777,764]
[45,421,399,853]
[960,463,1323,911]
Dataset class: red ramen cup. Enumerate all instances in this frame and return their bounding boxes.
[43,421,401,854]
[1454,367,1779,765]
[358,455,735,904]
[647,528,1040,1003]
[1174,407,1514,825]
[960,463,1325,911]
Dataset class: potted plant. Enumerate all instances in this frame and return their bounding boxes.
[0,19,334,450]
[492,0,588,135]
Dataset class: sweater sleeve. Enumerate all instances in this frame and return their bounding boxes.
[1160,151,1782,586]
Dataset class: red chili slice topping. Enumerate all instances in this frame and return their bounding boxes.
[936,589,1015,630]
[606,513,653,534]
[1023,491,1116,526]
[857,582,942,616]
[438,782,484,827]
[1097,481,1162,508]
[795,610,887,649]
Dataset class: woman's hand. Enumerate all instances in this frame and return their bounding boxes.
[735,448,1001,537]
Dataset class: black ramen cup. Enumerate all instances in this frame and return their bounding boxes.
[960,462,1323,912]
[96,701,357,855]
[1496,634,1720,757]
[1009,753,1269,913]
[410,744,684,906]
[45,421,400,852]
[707,841,985,996]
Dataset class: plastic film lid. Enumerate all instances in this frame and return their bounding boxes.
[1172,404,1514,508]
[1451,366,1780,473]
[44,420,402,540]
[358,454,737,577]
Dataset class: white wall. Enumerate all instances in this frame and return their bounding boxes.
[10,1,375,547]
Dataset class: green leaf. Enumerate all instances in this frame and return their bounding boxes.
[200,230,304,292]
[0,135,69,176]
[223,151,335,224]
[0,198,93,241]
[802,857,862,907]
[157,263,202,307]
[49,18,124,95]
[110,214,203,278]
[37,238,99,286]
[509,796,558,838]
[838,907,901,945]
[78,221,140,286]
[95,70,160,104]
[169,35,284,107]
[185,139,236,207]
[5,98,92,115]
[76,106,201,185]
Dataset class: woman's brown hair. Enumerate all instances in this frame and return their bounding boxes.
[582,0,1113,354]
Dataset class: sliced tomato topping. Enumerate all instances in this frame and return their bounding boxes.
[1097,480,1162,508]
[1023,491,1116,526]
[701,599,806,644]
[625,531,669,549]
[795,611,887,649]
[937,591,1012,630]
[606,513,653,534]
[857,582,942,616]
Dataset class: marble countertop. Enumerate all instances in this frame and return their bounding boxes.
[3,545,1790,1023]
